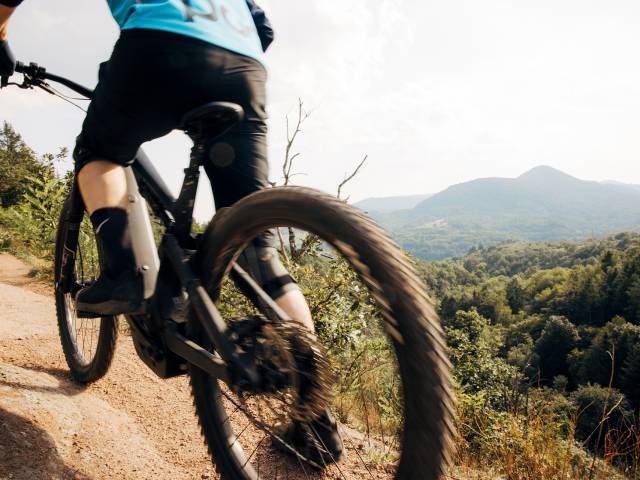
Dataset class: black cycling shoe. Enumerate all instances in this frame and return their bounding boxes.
[75,270,145,316]
[281,409,343,467]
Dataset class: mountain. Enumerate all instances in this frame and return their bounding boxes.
[601,180,640,192]
[371,166,640,260]
[354,194,432,213]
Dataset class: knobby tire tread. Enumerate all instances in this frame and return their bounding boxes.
[54,196,118,384]
[189,186,456,480]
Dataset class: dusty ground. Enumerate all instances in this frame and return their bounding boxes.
[0,254,394,480]
[0,253,219,479]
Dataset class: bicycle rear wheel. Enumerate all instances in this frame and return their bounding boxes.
[189,187,456,480]
[54,195,118,383]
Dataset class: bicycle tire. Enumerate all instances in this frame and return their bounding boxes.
[188,186,456,480]
[54,195,118,383]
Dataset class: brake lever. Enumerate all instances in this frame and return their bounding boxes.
[0,71,52,93]
[0,79,28,89]
[0,72,29,90]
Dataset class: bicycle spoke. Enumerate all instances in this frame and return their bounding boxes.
[308,422,347,480]
[62,217,103,367]
[241,433,267,469]
[221,403,242,427]
[338,427,377,479]
[228,420,252,450]
[186,204,449,479]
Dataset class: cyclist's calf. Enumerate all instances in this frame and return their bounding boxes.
[235,236,299,301]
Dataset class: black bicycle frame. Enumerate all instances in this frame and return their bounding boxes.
[8,62,279,388]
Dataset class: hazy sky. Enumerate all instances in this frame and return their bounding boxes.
[2,1,640,220]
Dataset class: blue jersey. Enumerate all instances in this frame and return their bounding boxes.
[107,0,266,63]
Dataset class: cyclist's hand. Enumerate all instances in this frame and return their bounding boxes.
[0,40,16,77]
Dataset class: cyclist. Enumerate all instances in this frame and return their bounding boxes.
[0,0,342,465]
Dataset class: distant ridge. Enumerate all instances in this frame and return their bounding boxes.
[354,194,432,213]
[367,166,640,260]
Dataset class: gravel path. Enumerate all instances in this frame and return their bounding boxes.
[0,254,398,480]
[0,254,218,479]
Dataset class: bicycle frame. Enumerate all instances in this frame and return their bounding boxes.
[7,62,276,388]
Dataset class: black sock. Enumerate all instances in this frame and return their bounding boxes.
[90,207,136,278]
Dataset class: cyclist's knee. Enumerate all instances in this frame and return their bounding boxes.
[73,144,112,174]
[237,239,299,300]
[73,141,134,174]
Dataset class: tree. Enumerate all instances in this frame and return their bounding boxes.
[534,315,579,382]
[557,265,606,326]
[621,343,640,409]
[624,273,640,323]
[572,317,640,388]
[506,275,526,313]
[0,122,50,207]
[274,99,367,262]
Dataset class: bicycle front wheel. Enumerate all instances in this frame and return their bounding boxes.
[54,195,118,383]
[189,187,456,480]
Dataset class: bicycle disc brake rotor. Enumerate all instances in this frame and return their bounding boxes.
[229,315,333,424]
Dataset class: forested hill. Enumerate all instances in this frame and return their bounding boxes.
[370,166,640,260]
[455,232,640,277]
[416,232,640,474]
[418,231,640,300]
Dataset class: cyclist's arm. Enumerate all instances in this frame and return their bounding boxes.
[0,1,20,76]
[1,2,20,40]
[245,0,274,52]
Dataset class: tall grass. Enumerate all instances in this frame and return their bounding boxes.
[452,385,638,479]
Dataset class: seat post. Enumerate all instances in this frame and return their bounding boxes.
[171,101,244,242]
[173,131,206,242]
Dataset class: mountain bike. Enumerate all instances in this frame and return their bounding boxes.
[2,62,456,480]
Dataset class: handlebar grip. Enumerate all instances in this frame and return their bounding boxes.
[14,61,45,78]
[6,60,93,99]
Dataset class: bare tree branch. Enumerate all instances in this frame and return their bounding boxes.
[288,226,298,260]
[283,98,310,186]
[337,154,368,200]
[275,99,367,264]
[276,227,291,265]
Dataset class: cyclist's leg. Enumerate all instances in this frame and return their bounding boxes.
[72,29,314,327]
[71,41,176,314]
[194,55,314,331]
[195,51,341,461]
[84,30,340,458]
[77,161,128,215]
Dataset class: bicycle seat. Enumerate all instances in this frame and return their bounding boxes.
[180,102,244,140]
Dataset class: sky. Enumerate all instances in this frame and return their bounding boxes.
[2,0,640,220]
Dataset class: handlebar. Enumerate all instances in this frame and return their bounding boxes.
[5,61,94,99]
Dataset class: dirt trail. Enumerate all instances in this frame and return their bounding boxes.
[0,254,402,480]
[0,253,217,479]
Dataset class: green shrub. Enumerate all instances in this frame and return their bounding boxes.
[570,384,632,451]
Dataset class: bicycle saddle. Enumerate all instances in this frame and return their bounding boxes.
[180,101,245,140]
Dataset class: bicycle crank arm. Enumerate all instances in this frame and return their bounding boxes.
[162,234,260,386]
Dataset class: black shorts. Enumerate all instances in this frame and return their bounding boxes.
[74,28,269,209]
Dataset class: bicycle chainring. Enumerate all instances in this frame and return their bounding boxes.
[228,315,333,424]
